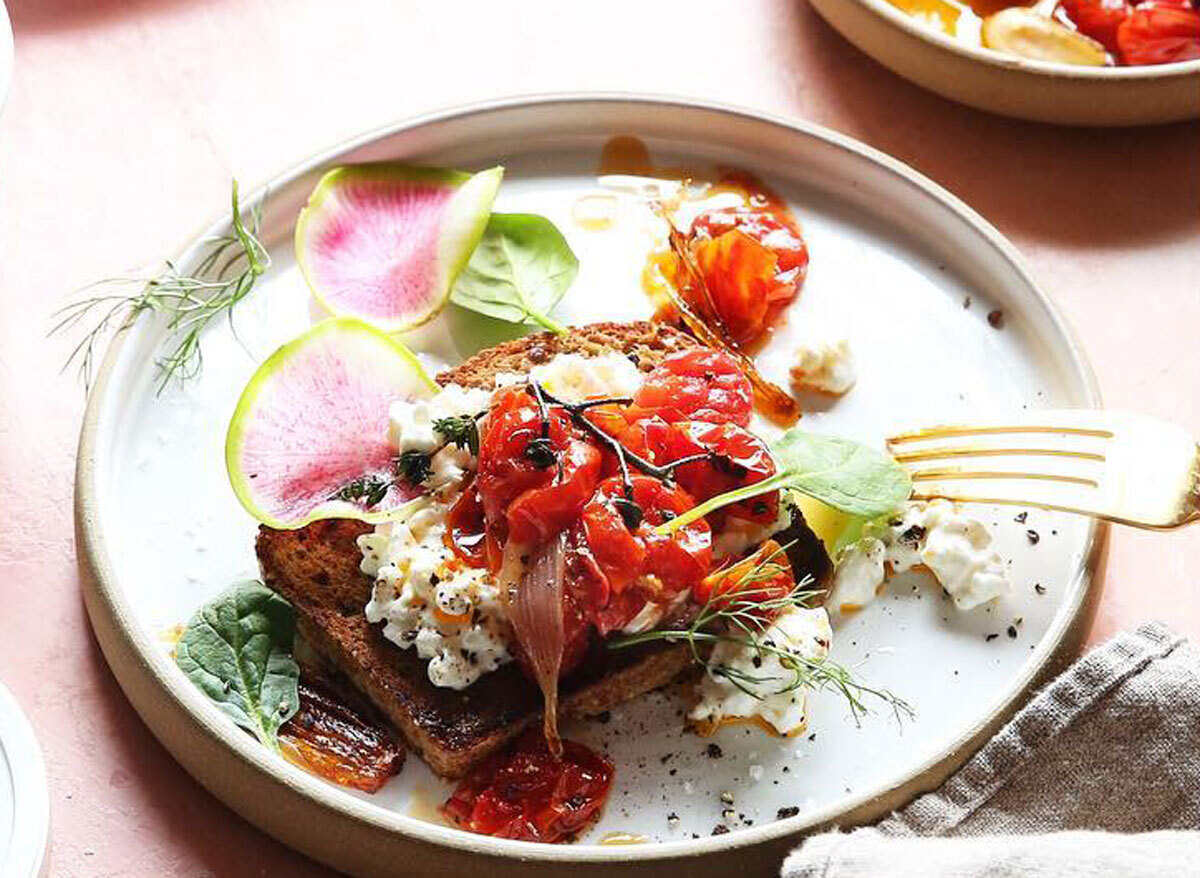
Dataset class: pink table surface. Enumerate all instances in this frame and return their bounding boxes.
[0,0,1197,874]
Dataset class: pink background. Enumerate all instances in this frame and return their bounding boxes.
[0,0,1197,874]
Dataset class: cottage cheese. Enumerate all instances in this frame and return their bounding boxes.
[388,383,492,491]
[360,500,513,689]
[789,339,856,396]
[529,352,644,402]
[690,606,833,737]
[827,500,1011,613]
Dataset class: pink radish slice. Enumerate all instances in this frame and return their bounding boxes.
[226,317,438,529]
[295,163,503,331]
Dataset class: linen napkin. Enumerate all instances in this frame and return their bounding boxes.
[783,622,1200,877]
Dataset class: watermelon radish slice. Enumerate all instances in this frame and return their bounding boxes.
[226,317,439,529]
[295,163,503,331]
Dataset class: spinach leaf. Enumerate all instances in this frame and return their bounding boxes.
[450,213,577,335]
[658,430,911,534]
[175,580,299,753]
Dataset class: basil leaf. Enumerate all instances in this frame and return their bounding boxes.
[770,431,912,517]
[658,430,911,533]
[175,580,299,752]
[450,213,577,335]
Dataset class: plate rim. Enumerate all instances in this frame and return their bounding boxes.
[846,0,1200,81]
[0,681,50,878]
[73,93,1108,870]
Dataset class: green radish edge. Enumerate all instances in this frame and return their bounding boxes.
[225,317,438,530]
[294,163,503,332]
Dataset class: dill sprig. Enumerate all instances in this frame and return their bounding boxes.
[50,180,270,395]
[609,542,913,726]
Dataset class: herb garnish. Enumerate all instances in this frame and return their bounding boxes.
[52,181,269,394]
[610,543,912,725]
[451,213,578,335]
[433,414,480,457]
[657,429,911,535]
[332,474,392,507]
[174,580,300,753]
[397,450,435,486]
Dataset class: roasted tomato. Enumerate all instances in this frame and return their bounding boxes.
[1116,3,1200,64]
[441,729,614,842]
[630,348,753,427]
[1060,0,1131,53]
[633,418,780,528]
[693,539,797,615]
[573,476,712,632]
[446,477,493,569]
[476,387,602,545]
[687,205,809,346]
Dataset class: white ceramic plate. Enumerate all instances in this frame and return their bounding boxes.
[809,0,1200,126]
[0,682,49,878]
[76,97,1104,877]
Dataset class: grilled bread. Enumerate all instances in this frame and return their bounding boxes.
[258,322,702,778]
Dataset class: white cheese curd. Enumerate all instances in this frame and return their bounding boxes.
[360,499,513,690]
[827,536,888,611]
[529,352,644,402]
[690,606,833,737]
[789,339,856,396]
[712,502,793,560]
[388,384,492,490]
[827,500,1011,613]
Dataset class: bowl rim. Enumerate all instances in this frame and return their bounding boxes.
[73,92,1109,868]
[849,0,1200,81]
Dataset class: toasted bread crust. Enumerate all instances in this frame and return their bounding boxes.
[258,322,700,778]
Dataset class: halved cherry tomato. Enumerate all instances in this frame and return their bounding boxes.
[441,729,614,843]
[1116,3,1200,64]
[446,477,492,568]
[632,418,780,528]
[1060,0,1131,53]
[573,476,712,633]
[630,348,753,427]
[692,206,809,279]
[693,539,797,616]
[476,387,602,545]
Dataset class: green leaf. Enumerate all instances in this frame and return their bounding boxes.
[174,580,299,753]
[658,430,911,534]
[450,213,578,335]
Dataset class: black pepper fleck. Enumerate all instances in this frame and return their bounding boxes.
[986,633,1000,642]
[1014,512,1028,524]
[1035,584,1047,595]
[712,825,730,836]
[987,309,1005,329]
[1007,625,1019,639]
[1026,529,1040,544]
[706,743,723,759]
[777,806,801,820]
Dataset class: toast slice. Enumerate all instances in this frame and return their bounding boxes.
[258,322,702,778]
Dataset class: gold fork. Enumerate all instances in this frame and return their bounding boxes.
[887,411,1200,530]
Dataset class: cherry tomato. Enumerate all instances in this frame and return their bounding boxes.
[689,205,809,346]
[476,387,602,544]
[1117,3,1200,64]
[630,348,753,427]
[573,476,712,633]
[1060,0,1131,53]
[692,539,797,616]
[446,476,491,568]
[441,729,614,842]
[633,418,780,528]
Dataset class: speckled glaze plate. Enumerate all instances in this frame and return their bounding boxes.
[75,96,1105,877]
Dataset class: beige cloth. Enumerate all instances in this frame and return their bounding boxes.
[783,622,1200,877]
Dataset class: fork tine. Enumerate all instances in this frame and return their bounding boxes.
[908,469,1100,487]
[888,424,1113,443]
[891,446,1106,463]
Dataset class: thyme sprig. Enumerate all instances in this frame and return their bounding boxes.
[609,542,913,726]
[51,181,270,395]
